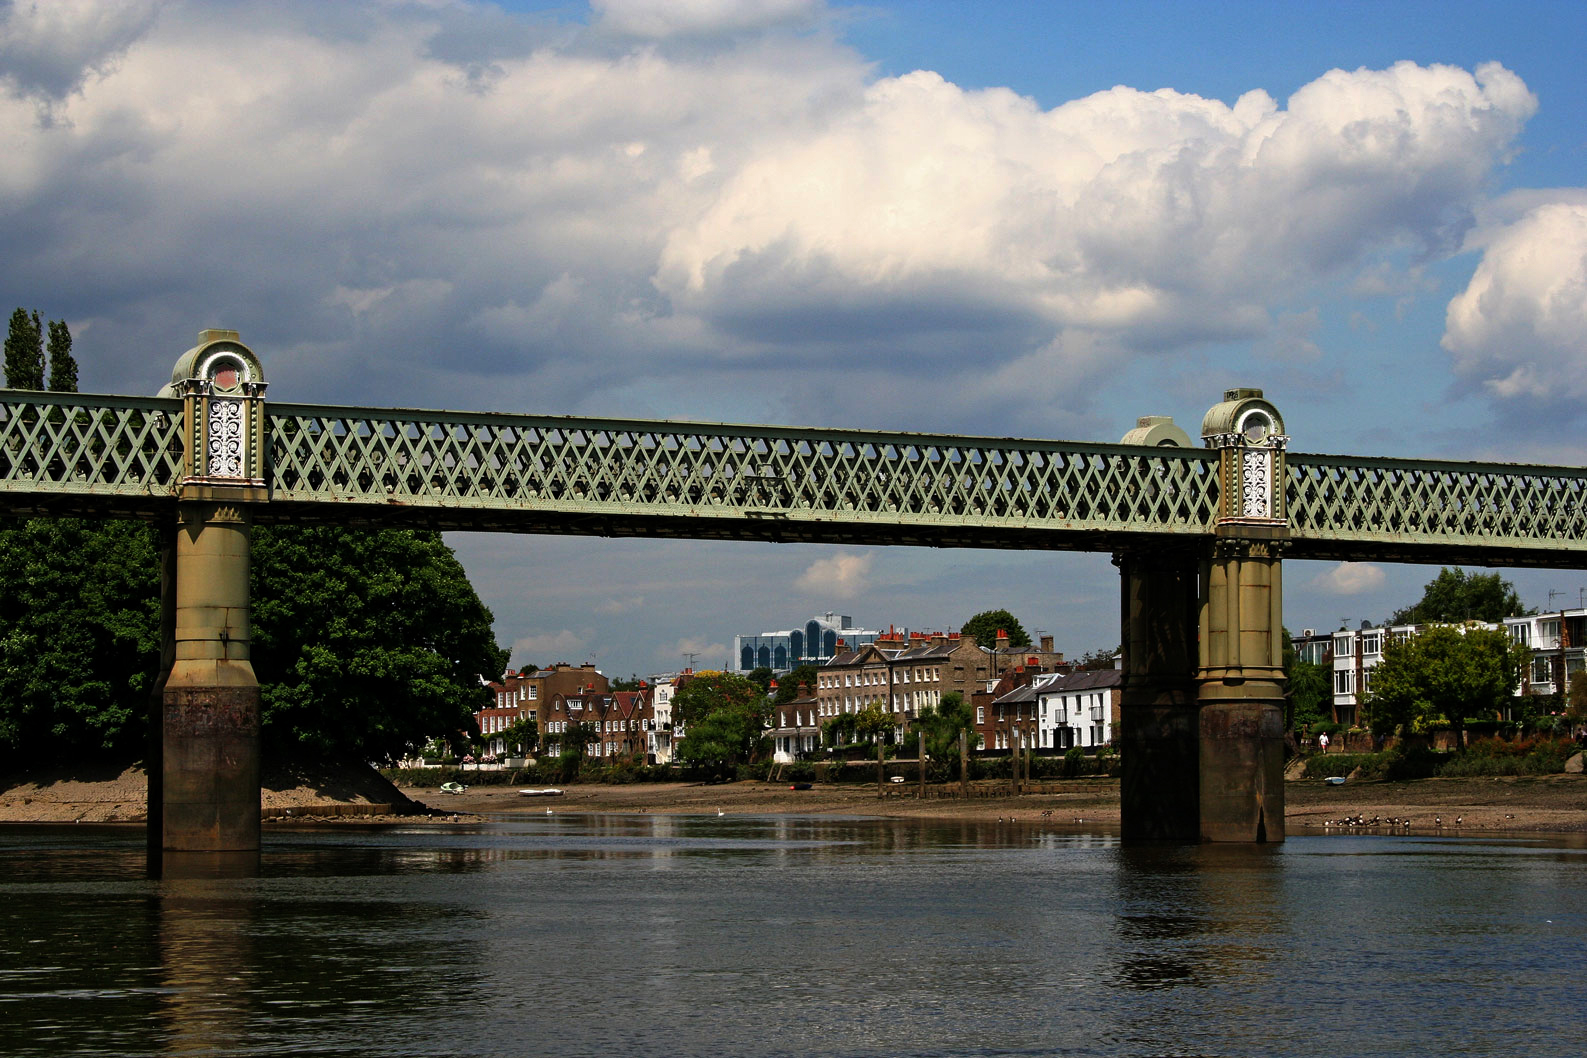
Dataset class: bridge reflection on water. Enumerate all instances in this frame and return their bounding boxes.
[2,815,1583,1058]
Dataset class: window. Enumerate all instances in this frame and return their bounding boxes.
[976,706,984,725]
[1333,632,1355,656]
[1334,669,1355,695]
[1542,619,1562,647]
[528,686,537,700]
[1509,624,1530,645]
[1362,632,1382,657]
[1533,655,1553,684]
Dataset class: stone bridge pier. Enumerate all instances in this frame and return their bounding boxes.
[155,332,269,854]
[1119,390,1289,843]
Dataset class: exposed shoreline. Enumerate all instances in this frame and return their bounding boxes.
[2,765,1582,836]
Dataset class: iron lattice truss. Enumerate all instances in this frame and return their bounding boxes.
[263,404,1219,549]
[0,393,183,518]
[3,393,1585,565]
[1285,453,1587,564]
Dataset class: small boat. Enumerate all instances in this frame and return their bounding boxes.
[519,788,564,797]
[789,782,812,791]
[1324,776,1347,785]
[439,781,468,794]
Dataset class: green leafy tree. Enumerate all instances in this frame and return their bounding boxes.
[250,525,509,763]
[504,717,538,756]
[671,671,762,727]
[1287,660,1330,732]
[610,673,644,691]
[675,706,768,771]
[774,663,819,705]
[1564,672,1587,729]
[3,308,44,389]
[822,711,858,747]
[910,690,979,760]
[673,671,770,768]
[960,609,1031,649]
[1076,646,1120,671]
[745,666,774,694]
[854,703,894,790]
[561,720,599,760]
[1365,624,1528,747]
[1388,567,1527,625]
[0,315,161,764]
[46,320,77,393]
[0,518,162,763]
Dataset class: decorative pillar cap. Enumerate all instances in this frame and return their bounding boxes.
[1120,415,1193,447]
[159,329,266,398]
[1201,388,1284,449]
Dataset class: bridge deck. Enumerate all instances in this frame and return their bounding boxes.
[3,393,1584,566]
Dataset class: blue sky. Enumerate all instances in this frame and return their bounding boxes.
[4,0,1586,676]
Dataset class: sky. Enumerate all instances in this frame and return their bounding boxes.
[4,0,1587,677]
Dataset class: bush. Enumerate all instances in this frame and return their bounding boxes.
[1061,746,1085,778]
[1439,736,1576,776]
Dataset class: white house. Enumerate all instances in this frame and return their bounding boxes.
[1035,667,1121,750]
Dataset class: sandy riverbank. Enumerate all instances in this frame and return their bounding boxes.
[415,772,1587,835]
[3,764,1583,835]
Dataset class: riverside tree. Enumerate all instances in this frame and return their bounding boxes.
[960,609,1031,648]
[0,314,509,767]
[1365,624,1528,747]
[250,525,508,763]
[673,671,770,770]
[910,691,979,761]
[1387,567,1526,625]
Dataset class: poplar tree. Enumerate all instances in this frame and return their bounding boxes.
[46,320,77,392]
[4,308,45,389]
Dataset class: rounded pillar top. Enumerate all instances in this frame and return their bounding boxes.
[1120,415,1193,448]
[159,328,266,398]
[1201,388,1285,449]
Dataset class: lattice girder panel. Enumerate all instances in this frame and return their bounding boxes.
[265,403,1222,544]
[1287,453,1587,560]
[0,393,183,513]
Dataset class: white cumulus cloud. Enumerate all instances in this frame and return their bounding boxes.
[1310,563,1387,595]
[1442,201,1587,401]
[794,551,873,597]
[0,3,1547,437]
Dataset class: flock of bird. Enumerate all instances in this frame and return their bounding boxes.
[1318,814,1465,829]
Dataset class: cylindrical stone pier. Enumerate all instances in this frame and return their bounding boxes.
[1117,546,1202,842]
[1197,530,1286,842]
[161,501,259,852]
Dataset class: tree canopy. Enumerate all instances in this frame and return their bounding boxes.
[1365,624,1527,745]
[1387,567,1526,626]
[0,314,510,769]
[0,518,162,763]
[251,525,508,763]
[774,663,820,705]
[4,308,45,389]
[673,671,770,770]
[910,690,979,759]
[960,609,1030,649]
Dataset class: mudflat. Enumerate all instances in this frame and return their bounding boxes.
[3,765,1582,835]
[420,773,1587,835]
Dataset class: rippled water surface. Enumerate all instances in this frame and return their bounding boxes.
[2,815,1584,1057]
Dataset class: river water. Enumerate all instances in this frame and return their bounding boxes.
[2,814,1584,1058]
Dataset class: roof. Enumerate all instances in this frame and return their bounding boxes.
[992,683,1039,706]
[1037,668,1122,694]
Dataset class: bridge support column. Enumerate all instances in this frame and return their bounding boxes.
[1197,530,1286,842]
[162,501,259,852]
[156,330,269,856]
[1194,388,1290,843]
[1117,547,1202,842]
